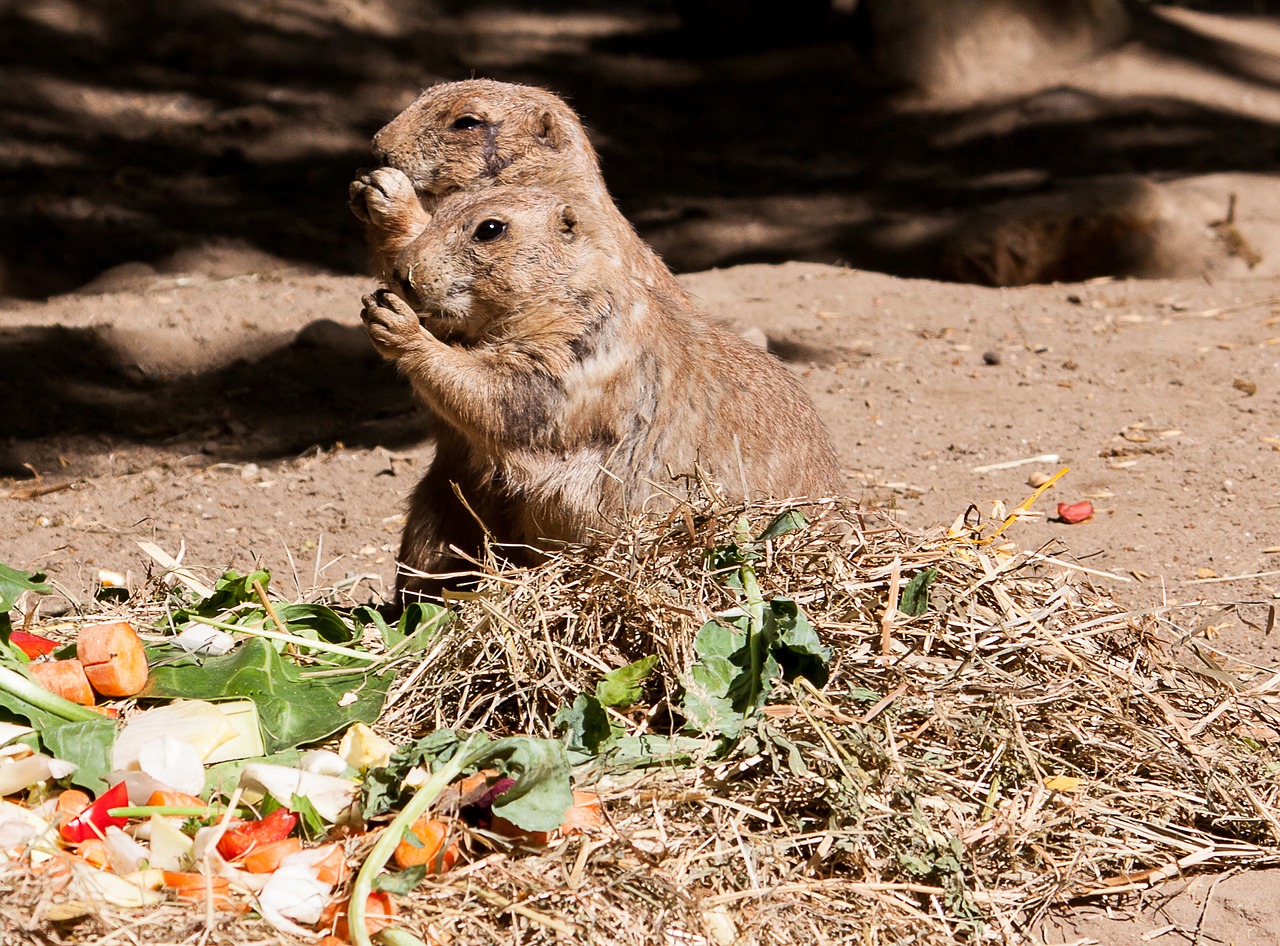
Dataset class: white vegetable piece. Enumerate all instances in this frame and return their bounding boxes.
[137,735,206,797]
[173,624,235,656]
[238,763,359,824]
[112,701,239,772]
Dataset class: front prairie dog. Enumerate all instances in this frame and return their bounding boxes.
[361,187,841,602]
[349,79,684,298]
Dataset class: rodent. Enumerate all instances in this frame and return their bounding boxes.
[348,78,685,299]
[360,186,841,603]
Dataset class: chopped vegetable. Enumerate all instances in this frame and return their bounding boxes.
[78,621,150,697]
[10,631,59,659]
[161,871,241,910]
[60,780,130,843]
[392,817,458,872]
[27,660,95,706]
[241,836,303,873]
[323,891,397,940]
[216,807,298,861]
[1056,500,1095,524]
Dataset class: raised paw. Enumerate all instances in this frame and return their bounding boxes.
[348,167,428,232]
[360,289,426,361]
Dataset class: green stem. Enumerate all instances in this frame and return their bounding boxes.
[740,558,767,714]
[185,615,384,663]
[0,664,109,724]
[348,735,481,946]
[108,805,230,819]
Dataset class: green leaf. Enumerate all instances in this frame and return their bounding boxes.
[374,865,427,895]
[0,563,52,641]
[469,737,573,833]
[757,509,808,542]
[290,792,330,840]
[40,718,116,794]
[362,730,467,818]
[594,655,658,708]
[142,638,393,753]
[553,693,614,756]
[274,604,360,644]
[900,567,937,617]
[769,598,831,687]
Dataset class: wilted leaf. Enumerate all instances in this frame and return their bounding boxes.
[595,655,658,708]
[899,568,937,618]
[554,693,614,757]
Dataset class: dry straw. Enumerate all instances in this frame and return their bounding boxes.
[6,496,1280,945]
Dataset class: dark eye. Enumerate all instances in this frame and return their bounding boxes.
[451,115,485,130]
[473,219,507,243]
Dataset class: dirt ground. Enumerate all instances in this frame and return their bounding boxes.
[3,1,1280,942]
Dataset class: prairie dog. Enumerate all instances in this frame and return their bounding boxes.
[349,79,684,298]
[360,187,840,602]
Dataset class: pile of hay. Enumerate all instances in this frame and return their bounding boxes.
[6,496,1280,945]
[380,497,1280,944]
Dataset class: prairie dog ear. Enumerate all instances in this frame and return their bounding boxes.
[534,110,562,150]
[558,204,578,242]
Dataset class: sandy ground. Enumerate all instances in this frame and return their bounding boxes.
[3,1,1280,942]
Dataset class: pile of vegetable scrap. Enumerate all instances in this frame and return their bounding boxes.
[3,493,1280,946]
[0,563,594,946]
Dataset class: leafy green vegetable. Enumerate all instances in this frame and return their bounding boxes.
[900,567,937,617]
[374,866,427,895]
[142,638,394,752]
[41,719,115,793]
[0,664,115,792]
[363,730,572,833]
[594,655,658,708]
[554,693,615,759]
[0,562,52,643]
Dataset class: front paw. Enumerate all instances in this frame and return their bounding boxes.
[349,167,425,230]
[361,289,426,361]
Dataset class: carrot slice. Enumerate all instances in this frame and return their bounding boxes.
[78,621,149,697]
[310,842,350,885]
[146,789,207,809]
[241,836,302,874]
[74,838,109,869]
[161,871,242,910]
[322,891,397,939]
[393,817,459,872]
[28,659,95,706]
[55,789,92,821]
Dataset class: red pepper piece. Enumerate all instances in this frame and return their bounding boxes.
[10,631,60,659]
[60,780,130,844]
[216,807,298,861]
[1056,501,1095,524]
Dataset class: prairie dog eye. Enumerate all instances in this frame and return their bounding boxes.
[473,219,508,243]
[451,115,485,130]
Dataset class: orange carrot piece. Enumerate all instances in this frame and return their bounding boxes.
[55,789,92,820]
[146,789,207,809]
[393,817,459,872]
[316,937,347,946]
[161,871,242,910]
[310,842,350,885]
[78,621,149,697]
[28,659,95,706]
[241,836,302,874]
[323,891,397,939]
[74,838,109,869]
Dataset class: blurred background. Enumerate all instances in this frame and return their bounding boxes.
[2,0,1280,299]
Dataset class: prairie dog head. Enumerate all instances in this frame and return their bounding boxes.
[374,80,603,203]
[391,187,599,339]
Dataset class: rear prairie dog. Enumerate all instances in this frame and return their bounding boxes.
[360,186,841,601]
[349,78,684,299]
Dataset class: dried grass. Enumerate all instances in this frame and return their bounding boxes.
[5,496,1280,945]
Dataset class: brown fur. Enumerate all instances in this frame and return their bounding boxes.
[349,78,685,297]
[360,187,840,603]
